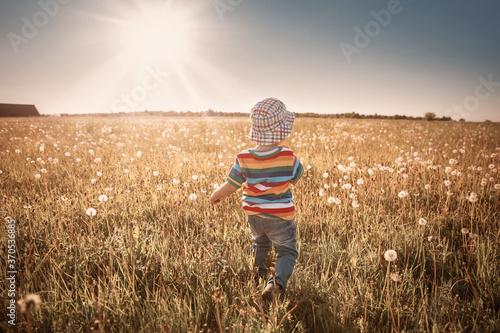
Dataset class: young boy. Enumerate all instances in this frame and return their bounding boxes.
[210,97,304,302]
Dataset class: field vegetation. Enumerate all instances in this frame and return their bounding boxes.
[1,116,499,332]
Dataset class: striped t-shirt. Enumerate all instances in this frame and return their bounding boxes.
[226,146,304,220]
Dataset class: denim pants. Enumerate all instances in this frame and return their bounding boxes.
[247,215,298,290]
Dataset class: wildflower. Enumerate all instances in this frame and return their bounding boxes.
[189,194,197,200]
[367,168,374,175]
[444,180,451,186]
[17,294,41,314]
[153,171,159,177]
[324,184,330,189]
[349,193,356,199]
[357,178,364,185]
[137,151,142,157]
[307,165,312,170]
[86,208,97,216]
[468,192,478,203]
[24,204,32,209]
[91,179,96,184]
[428,236,433,242]
[398,190,408,198]
[323,172,328,178]
[327,197,336,204]
[97,172,102,177]
[106,187,113,192]
[183,182,189,187]
[76,158,81,163]
[461,228,469,235]
[157,184,163,190]
[192,175,198,181]
[342,183,352,190]
[424,184,431,190]
[469,233,478,239]
[15,149,21,153]
[98,195,108,202]
[319,189,325,197]
[352,201,359,208]
[173,178,180,184]
[219,162,224,167]
[60,196,68,201]
[480,179,487,186]
[494,184,500,190]
[213,183,220,189]
[384,250,397,262]
[65,152,70,156]
[35,174,41,179]
[124,169,130,174]
[390,273,402,282]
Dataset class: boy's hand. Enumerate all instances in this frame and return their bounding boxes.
[210,191,222,205]
[210,182,239,205]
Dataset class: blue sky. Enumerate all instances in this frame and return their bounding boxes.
[1,0,499,121]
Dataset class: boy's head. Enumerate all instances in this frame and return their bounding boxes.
[248,98,295,146]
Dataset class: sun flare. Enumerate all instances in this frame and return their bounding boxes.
[120,8,192,63]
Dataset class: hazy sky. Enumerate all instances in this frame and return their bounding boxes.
[1,0,499,121]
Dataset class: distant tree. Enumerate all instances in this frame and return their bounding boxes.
[424,112,436,121]
[459,118,465,122]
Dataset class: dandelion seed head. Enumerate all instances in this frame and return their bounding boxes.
[189,193,197,200]
[384,250,397,262]
[461,228,469,235]
[398,190,408,198]
[468,192,478,203]
[323,172,328,178]
[390,273,402,282]
[17,294,41,314]
[98,195,108,202]
[86,208,97,216]
[418,218,427,226]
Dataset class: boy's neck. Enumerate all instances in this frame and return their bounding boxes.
[254,140,285,150]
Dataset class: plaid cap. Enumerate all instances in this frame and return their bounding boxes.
[248,98,295,145]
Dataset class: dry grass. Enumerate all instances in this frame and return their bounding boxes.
[0,116,499,332]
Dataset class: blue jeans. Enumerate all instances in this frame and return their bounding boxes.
[247,215,298,290]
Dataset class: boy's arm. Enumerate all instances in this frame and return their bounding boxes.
[210,182,239,205]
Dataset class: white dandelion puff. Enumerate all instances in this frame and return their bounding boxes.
[98,195,108,202]
[398,190,408,198]
[384,250,397,262]
[418,218,427,226]
[86,208,97,216]
[189,193,197,200]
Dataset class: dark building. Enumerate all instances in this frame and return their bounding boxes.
[0,104,40,117]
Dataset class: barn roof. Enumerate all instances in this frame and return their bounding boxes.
[0,104,40,117]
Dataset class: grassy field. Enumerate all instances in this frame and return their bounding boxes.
[1,116,499,332]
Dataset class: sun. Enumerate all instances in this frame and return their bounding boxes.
[120,7,192,64]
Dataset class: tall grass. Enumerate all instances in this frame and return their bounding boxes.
[1,117,499,332]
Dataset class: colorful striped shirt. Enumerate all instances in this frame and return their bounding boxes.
[226,146,304,220]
